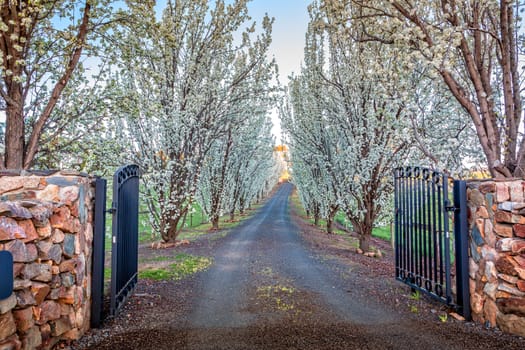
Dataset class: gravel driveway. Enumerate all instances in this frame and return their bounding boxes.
[71,183,525,349]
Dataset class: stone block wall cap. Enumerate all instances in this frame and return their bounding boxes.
[467,177,525,183]
[0,169,22,176]
[0,169,94,178]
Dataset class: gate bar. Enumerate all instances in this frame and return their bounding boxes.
[91,177,107,328]
[453,180,471,320]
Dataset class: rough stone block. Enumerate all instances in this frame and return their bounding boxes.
[483,282,497,301]
[497,312,525,337]
[484,220,496,247]
[50,316,71,337]
[484,261,497,282]
[514,254,525,268]
[470,240,481,262]
[497,183,511,202]
[12,307,34,333]
[13,279,31,291]
[469,189,485,206]
[0,217,26,241]
[498,201,515,212]
[50,207,80,234]
[59,186,79,206]
[472,224,485,246]
[496,256,517,276]
[36,225,52,239]
[58,287,76,305]
[39,323,51,344]
[510,182,524,202]
[512,240,525,254]
[494,223,513,237]
[12,263,24,278]
[30,283,50,305]
[22,263,51,282]
[471,292,484,314]
[483,298,498,328]
[15,290,35,308]
[0,202,32,220]
[498,282,525,297]
[36,185,59,202]
[479,182,496,194]
[514,224,525,238]
[481,245,498,261]
[495,210,516,223]
[517,280,525,292]
[28,206,52,228]
[498,273,519,284]
[52,229,64,244]
[0,177,26,195]
[497,297,525,317]
[469,258,479,279]
[59,259,76,273]
[61,273,75,288]
[5,240,37,263]
[17,220,37,244]
[37,301,61,325]
[63,234,75,258]
[476,206,489,218]
[0,294,16,314]
[0,335,21,350]
[36,241,62,264]
[496,238,525,254]
[20,326,42,350]
[486,193,495,215]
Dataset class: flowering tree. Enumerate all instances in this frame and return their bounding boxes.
[112,0,276,242]
[0,0,115,169]
[283,1,410,250]
[344,0,525,177]
[197,110,277,229]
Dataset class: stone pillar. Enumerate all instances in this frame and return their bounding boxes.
[467,179,525,337]
[0,171,95,349]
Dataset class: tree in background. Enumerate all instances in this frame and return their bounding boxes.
[196,111,277,229]
[283,1,411,251]
[0,0,115,169]
[112,0,277,242]
[345,0,525,177]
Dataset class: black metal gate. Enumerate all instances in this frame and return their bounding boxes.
[91,164,139,327]
[394,166,470,319]
[110,164,140,316]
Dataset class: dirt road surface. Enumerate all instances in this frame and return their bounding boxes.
[73,183,525,349]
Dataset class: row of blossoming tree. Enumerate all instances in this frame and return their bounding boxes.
[0,0,281,243]
[282,0,521,252]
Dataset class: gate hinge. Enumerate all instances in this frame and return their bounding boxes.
[105,204,116,214]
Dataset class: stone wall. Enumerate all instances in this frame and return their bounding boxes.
[0,171,95,349]
[467,179,525,337]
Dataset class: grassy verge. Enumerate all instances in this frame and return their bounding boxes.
[138,253,212,281]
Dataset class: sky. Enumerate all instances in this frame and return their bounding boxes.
[245,0,311,143]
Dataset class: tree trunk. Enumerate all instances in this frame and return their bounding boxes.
[359,233,371,252]
[326,205,338,234]
[314,213,320,226]
[161,216,182,243]
[229,211,235,222]
[211,215,220,230]
[4,94,24,169]
[326,216,333,234]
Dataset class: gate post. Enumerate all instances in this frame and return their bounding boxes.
[91,177,107,328]
[453,180,471,320]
